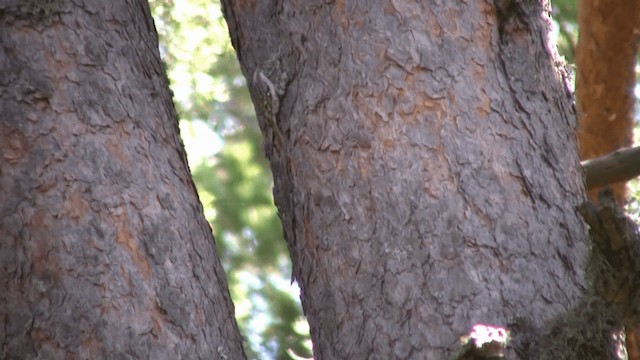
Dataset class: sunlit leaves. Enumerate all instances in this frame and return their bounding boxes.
[551,0,578,64]
[150,1,311,358]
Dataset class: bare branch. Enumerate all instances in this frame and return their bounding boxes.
[582,146,640,190]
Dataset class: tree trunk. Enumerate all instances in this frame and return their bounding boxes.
[575,0,640,205]
[0,1,245,359]
[223,0,588,358]
[575,1,640,355]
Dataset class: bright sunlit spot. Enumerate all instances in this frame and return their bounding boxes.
[179,119,223,164]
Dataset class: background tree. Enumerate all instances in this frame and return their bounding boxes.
[552,1,640,357]
[574,0,640,357]
[575,0,639,204]
[222,0,589,358]
[0,1,245,358]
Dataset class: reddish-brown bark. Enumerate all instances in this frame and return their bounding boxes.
[0,1,245,359]
[575,1,640,354]
[575,0,640,205]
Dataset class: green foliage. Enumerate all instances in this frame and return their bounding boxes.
[551,0,578,64]
[626,126,640,221]
[149,1,311,358]
[627,180,640,222]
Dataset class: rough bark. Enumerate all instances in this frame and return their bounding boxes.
[223,0,588,358]
[0,1,245,359]
[575,0,640,205]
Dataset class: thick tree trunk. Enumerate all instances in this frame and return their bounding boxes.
[0,1,245,359]
[223,0,588,358]
[575,0,640,204]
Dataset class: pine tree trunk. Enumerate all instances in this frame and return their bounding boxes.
[575,0,640,204]
[0,1,245,359]
[222,0,588,358]
[575,1,640,354]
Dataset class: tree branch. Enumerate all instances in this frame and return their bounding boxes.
[582,146,640,190]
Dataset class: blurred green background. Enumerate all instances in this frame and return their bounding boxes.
[151,1,310,358]
[148,1,638,359]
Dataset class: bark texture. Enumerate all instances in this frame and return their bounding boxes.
[575,0,640,204]
[223,0,588,358]
[0,1,245,359]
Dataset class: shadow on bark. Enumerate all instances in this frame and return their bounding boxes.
[453,189,640,360]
